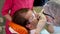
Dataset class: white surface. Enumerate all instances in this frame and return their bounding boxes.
[30,29,50,34]
[53,26,60,34]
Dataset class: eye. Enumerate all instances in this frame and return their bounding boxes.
[30,14,34,19]
[37,16,40,20]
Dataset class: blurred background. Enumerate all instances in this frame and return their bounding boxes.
[0,0,6,34]
[0,0,60,34]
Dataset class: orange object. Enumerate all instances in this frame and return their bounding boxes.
[9,22,28,34]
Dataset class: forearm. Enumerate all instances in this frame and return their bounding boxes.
[47,24,54,33]
[4,14,12,21]
[35,14,47,34]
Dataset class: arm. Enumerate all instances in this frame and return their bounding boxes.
[47,24,54,34]
[46,16,54,34]
[35,9,47,34]
[4,14,12,21]
[2,0,12,21]
[35,13,47,34]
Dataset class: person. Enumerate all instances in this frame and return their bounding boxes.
[32,9,50,34]
[34,1,55,34]
[8,8,48,34]
[2,0,34,34]
[8,8,39,34]
[9,8,31,34]
[43,1,60,34]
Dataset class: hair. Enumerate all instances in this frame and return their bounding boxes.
[12,8,30,33]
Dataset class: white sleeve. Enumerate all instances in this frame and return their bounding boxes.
[9,27,18,34]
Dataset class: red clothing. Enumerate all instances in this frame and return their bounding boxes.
[2,0,34,34]
[2,0,34,16]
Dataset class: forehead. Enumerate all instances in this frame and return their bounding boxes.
[24,10,33,19]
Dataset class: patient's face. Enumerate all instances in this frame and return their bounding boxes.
[20,10,39,29]
[24,10,39,29]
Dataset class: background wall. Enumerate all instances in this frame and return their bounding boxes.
[0,0,6,34]
[0,0,4,16]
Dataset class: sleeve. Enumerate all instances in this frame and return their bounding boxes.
[2,0,13,16]
[16,27,28,34]
[9,22,28,34]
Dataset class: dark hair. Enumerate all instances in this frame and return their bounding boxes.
[12,8,29,26]
[12,8,30,33]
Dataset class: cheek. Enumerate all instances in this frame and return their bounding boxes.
[31,19,38,25]
[25,11,32,19]
[27,19,38,29]
[25,14,32,19]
